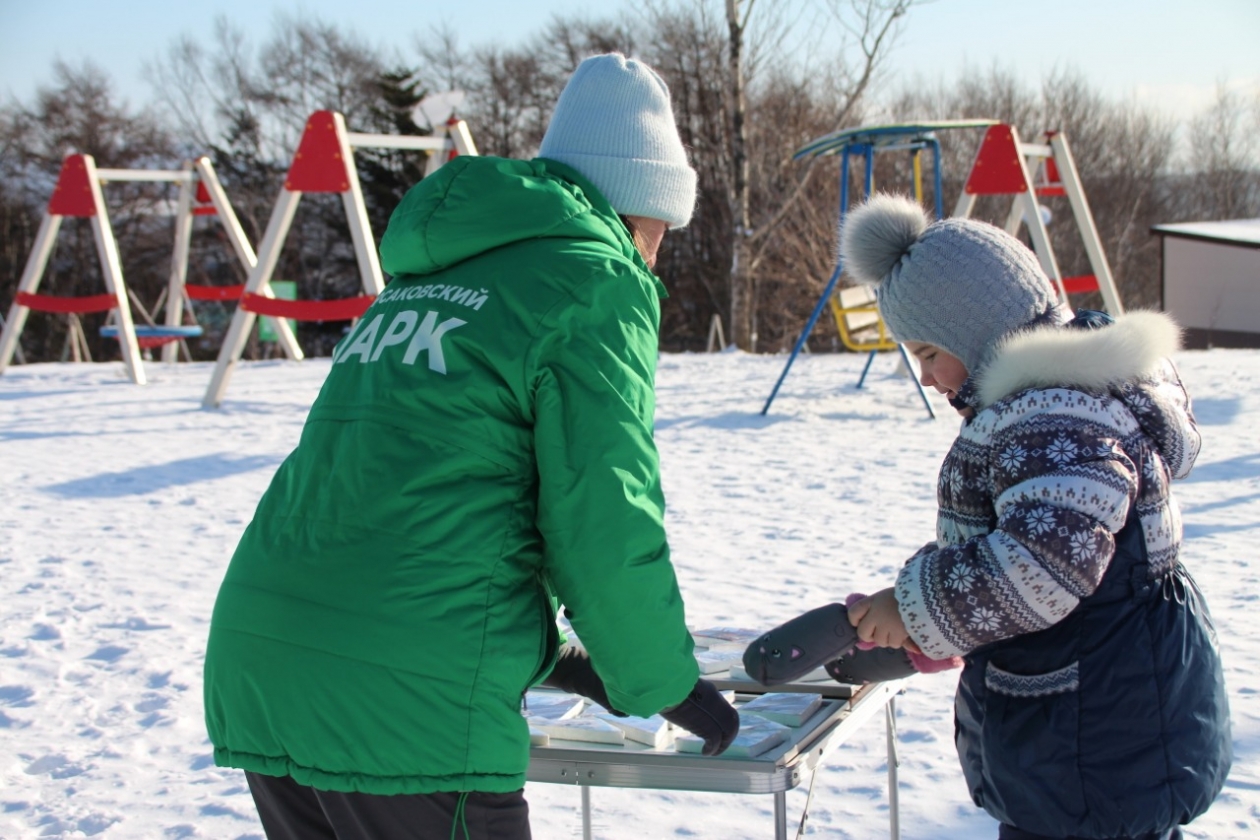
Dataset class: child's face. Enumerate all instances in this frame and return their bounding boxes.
[906,341,969,405]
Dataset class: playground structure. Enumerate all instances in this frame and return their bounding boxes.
[0,154,265,385]
[0,110,476,396]
[154,157,301,365]
[953,123,1122,314]
[760,120,1124,416]
[201,109,477,408]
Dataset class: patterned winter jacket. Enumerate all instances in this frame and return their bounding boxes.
[895,310,1231,837]
[897,310,1198,654]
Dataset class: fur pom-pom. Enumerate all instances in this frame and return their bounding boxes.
[839,193,929,286]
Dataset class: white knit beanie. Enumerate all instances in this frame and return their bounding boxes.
[539,53,697,229]
[839,194,1066,373]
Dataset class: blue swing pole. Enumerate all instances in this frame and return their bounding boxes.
[930,136,944,219]
[862,139,874,198]
[760,143,859,415]
[899,342,936,419]
[856,348,879,388]
[851,145,879,389]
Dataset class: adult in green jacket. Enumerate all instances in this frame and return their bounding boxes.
[204,54,739,839]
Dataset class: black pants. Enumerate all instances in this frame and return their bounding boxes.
[245,772,532,840]
[999,824,1183,840]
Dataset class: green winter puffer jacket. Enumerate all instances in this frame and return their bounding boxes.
[204,156,700,794]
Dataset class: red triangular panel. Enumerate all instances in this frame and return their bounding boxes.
[284,110,352,193]
[1044,157,1062,185]
[47,154,97,217]
[964,125,1029,196]
[193,179,217,216]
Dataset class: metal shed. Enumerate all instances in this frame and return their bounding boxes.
[1151,219,1260,348]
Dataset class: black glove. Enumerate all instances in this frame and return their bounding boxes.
[539,644,626,716]
[824,646,918,684]
[660,679,740,756]
[742,603,859,686]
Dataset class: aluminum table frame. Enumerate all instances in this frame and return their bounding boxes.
[527,678,909,839]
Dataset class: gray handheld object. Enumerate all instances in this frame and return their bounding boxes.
[742,603,859,686]
[824,646,917,684]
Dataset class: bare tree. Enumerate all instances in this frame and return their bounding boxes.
[416,15,638,159]
[725,0,754,349]
[144,14,429,358]
[711,0,914,350]
[409,2,910,352]
[1181,85,1260,221]
[887,66,1177,310]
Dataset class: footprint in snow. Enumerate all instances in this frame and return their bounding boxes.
[101,617,172,631]
[29,623,61,640]
[198,802,254,820]
[85,645,129,662]
[0,685,36,707]
[24,753,89,778]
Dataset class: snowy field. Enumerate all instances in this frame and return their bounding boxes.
[1,348,1257,839]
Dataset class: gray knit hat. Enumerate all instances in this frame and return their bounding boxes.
[539,53,697,229]
[838,193,1064,373]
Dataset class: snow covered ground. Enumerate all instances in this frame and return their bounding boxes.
[1,348,1256,839]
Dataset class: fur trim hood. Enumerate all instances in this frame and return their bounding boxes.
[976,310,1182,409]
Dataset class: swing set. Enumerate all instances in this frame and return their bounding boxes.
[201,109,477,408]
[0,109,477,396]
[760,119,1124,417]
[0,154,259,384]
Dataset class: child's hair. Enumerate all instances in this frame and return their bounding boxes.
[838,193,1065,374]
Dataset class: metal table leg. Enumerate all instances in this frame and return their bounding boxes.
[774,790,787,840]
[581,785,592,840]
[886,696,900,840]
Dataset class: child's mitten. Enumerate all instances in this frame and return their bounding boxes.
[824,593,963,684]
[825,645,965,683]
[824,646,918,683]
[741,603,859,686]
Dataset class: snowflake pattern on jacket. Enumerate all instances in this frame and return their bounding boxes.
[895,311,1201,658]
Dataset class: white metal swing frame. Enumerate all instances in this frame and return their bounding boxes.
[202,110,477,408]
[0,155,267,383]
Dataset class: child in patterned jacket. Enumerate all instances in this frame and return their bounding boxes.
[836,194,1231,840]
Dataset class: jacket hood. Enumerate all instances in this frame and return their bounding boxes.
[977,310,1181,407]
[379,156,651,281]
[976,310,1199,477]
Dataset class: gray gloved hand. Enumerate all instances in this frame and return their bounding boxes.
[742,603,859,686]
[660,679,740,756]
[539,644,625,716]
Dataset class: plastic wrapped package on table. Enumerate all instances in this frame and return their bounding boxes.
[738,692,825,728]
[690,627,763,649]
[674,712,790,758]
[594,712,675,750]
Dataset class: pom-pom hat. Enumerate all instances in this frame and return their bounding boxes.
[838,193,1065,374]
[539,53,697,229]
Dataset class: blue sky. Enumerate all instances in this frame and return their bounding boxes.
[1,0,1257,123]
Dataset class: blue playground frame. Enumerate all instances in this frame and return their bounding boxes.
[760,120,997,418]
